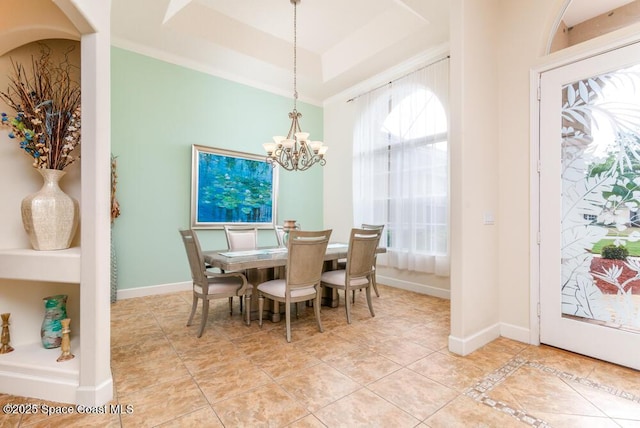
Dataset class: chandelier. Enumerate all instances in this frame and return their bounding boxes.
[263,0,327,171]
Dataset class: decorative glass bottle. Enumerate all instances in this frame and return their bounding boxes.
[41,294,68,349]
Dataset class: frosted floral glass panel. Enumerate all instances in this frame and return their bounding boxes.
[561,63,640,331]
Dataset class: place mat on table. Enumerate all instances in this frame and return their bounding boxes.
[219,243,347,257]
[219,247,287,257]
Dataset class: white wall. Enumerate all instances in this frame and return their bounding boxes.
[450,0,570,351]
[72,0,114,405]
[321,97,356,244]
[497,0,564,343]
[448,0,502,354]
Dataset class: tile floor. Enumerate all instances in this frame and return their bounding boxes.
[2,284,640,427]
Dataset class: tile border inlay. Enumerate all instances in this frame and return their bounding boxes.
[524,360,640,404]
[465,357,640,426]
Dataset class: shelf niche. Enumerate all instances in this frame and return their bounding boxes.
[0,0,113,406]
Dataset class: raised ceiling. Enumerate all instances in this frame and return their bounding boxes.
[110,0,449,104]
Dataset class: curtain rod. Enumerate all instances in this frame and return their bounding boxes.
[346,55,450,103]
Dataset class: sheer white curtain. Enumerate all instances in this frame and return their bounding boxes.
[353,58,449,276]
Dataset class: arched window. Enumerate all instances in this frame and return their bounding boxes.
[383,87,447,140]
[353,58,449,275]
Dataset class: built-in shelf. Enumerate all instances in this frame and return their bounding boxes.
[0,247,81,402]
[0,341,80,403]
[0,247,80,283]
[0,4,113,406]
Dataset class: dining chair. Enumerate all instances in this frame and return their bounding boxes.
[257,229,332,342]
[223,225,258,312]
[320,227,381,324]
[337,223,385,298]
[179,229,252,337]
[361,223,384,297]
[274,225,286,247]
[224,225,258,251]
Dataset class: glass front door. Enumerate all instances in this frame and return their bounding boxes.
[539,41,640,369]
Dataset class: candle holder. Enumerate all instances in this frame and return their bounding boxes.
[1,313,14,354]
[56,318,74,362]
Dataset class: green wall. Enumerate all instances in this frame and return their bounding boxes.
[111,47,324,290]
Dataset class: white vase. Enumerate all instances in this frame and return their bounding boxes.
[21,169,79,251]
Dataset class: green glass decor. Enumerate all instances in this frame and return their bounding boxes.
[41,294,68,349]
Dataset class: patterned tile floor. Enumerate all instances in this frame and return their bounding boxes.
[2,284,640,427]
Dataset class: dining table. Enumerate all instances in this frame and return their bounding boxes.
[203,243,385,322]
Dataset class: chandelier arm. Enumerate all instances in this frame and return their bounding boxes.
[298,145,309,166]
[293,112,301,134]
[274,145,297,171]
[298,149,324,170]
[287,112,299,140]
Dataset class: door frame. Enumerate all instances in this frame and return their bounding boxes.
[530,25,640,347]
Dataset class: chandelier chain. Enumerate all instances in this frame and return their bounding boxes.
[293,0,298,110]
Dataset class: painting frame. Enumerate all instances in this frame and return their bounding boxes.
[191,144,278,229]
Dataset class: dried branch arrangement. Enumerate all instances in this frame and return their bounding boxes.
[0,44,81,170]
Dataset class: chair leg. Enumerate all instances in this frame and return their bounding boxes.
[187,294,198,326]
[244,294,251,326]
[285,300,292,343]
[314,291,323,333]
[344,288,352,324]
[365,285,375,318]
[240,295,244,313]
[258,295,264,327]
[198,299,210,338]
[228,297,233,315]
[372,271,380,297]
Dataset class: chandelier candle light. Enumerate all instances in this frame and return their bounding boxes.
[263,0,328,171]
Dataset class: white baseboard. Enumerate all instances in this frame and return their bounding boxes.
[119,277,442,300]
[117,281,191,300]
[448,322,533,356]
[0,371,79,404]
[377,275,450,299]
[119,277,449,302]
[500,322,532,344]
[448,323,500,356]
[76,378,114,406]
